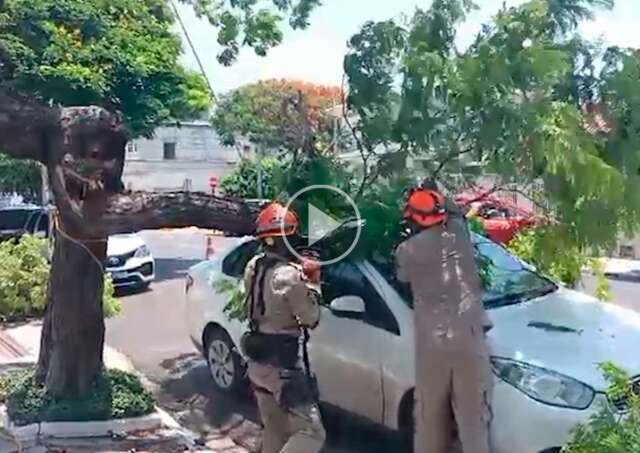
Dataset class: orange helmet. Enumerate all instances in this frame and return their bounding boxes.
[255,202,299,238]
[403,188,448,228]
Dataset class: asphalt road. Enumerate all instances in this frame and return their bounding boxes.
[106,230,640,452]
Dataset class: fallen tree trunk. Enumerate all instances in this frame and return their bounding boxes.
[102,191,258,236]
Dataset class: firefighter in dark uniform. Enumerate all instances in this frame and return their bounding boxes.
[242,202,326,453]
[395,185,493,453]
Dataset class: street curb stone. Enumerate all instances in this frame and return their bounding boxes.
[0,404,163,440]
[40,412,163,438]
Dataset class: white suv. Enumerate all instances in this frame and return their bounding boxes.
[106,234,155,290]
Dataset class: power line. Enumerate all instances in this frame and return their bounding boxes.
[169,0,216,102]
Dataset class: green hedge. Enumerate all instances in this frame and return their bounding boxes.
[0,235,121,320]
[0,368,155,426]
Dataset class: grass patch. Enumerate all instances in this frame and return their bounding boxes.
[1,368,155,426]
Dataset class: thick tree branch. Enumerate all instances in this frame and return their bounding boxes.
[0,91,61,162]
[0,91,126,169]
[101,191,259,236]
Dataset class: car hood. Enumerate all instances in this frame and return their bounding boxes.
[489,287,640,390]
[107,234,145,256]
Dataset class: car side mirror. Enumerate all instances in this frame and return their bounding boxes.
[329,295,365,315]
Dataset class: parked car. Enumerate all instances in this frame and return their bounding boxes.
[185,234,640,453]
[0,205,51,242]
[456,193,536,244]
[105,234,155,290]
[599,257,640,281]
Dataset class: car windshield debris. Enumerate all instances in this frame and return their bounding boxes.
[527,321,583,335]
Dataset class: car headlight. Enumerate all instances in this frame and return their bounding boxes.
[491,357,595,409]
[134,245,151,258]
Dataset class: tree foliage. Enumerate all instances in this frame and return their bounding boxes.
[219,156,287,199]
[341,0,639,273]
[563,362,640,453]
[0,0,212,137]
[0,154,41,198]
[212,79,343,154]
[181,0,321,65]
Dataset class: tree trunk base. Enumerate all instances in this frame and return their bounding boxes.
[37,230,106,398]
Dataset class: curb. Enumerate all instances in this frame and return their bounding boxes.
[0,405,163,441]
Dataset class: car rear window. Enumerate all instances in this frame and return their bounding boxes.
[0,209,32,230]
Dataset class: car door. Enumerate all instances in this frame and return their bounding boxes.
[310,260,401,425]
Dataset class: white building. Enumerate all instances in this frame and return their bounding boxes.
[123,121,240,193]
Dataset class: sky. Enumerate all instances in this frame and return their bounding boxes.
[175,0,640,96]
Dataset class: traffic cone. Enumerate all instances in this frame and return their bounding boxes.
[205,234,215,260]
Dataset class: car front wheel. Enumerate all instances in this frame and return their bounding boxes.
[205,328,244,394]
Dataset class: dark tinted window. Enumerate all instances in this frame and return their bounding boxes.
[24,211,40,233]
[163,142,176,160]
[37,213,49,235]
[322,262,399,335]
[222,240,260,278]
[0,209,32,230]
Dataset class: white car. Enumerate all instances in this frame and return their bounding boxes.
[106,234,155,290]
[600,257,640,280]
[185,235,640,453]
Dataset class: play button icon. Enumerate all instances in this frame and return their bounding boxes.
[308,204,342,246]
[283,184,362,266]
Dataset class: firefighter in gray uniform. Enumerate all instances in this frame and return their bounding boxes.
[395,185,493,453]
[242,202,326,453]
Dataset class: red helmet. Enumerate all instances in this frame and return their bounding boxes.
[255,202,299,238]
[403,188,448,228]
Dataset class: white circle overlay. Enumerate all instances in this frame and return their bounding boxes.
[282,184,362,266]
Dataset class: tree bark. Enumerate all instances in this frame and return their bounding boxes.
[37,230,106,396]
[102,191,258,236]
[35,164,110,397]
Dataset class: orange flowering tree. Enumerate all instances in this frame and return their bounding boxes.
[212,79,344,156]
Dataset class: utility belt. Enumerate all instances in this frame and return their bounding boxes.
[240,330,300,369]
[242,329,320,407]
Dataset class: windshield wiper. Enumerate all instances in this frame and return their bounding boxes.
[485,284,557,309]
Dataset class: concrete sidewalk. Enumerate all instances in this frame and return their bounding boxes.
[0,321,135,372]
[0,321,204,453]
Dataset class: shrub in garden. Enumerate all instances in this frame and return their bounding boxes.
[0,235,49,317]
[1,368,155,425]
[0,235,121,319]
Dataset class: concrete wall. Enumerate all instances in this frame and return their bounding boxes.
[122,160,238,192]
[617,235,640,259]
[123,122,240,192]
[128,121,238,162]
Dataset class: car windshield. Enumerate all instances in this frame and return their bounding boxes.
[371,232,557,309]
